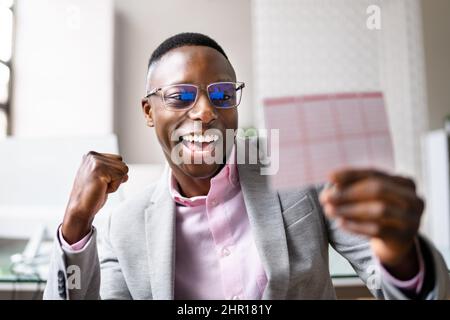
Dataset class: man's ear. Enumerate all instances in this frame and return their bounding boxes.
[141,98,155,127]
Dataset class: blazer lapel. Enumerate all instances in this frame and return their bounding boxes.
[237,156,290,299]
[144,165,176,300]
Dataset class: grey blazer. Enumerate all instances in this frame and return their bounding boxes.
[44,160,449,300]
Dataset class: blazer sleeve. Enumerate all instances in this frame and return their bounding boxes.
[43,210,132,300]
[313,185,450,300]
[43,226,101,300]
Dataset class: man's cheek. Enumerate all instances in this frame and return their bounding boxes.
[154,126,170,150]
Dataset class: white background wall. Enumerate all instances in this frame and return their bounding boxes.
[422,0,450,131]
[5,0,116,237]
[421,0,450,245]
[12,0,114,137]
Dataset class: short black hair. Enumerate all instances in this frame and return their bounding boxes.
[147,32,229,71]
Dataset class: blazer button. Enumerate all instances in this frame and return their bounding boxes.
[58,288,66,299]
[57,270,66,299]
[58,283,66,298]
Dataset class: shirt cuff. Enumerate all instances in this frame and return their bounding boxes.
[378,237,425,295]
[58,224,93,252]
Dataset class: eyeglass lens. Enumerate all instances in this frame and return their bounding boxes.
[162,83,240,110]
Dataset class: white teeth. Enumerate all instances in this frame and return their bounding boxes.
[182,134,219,143]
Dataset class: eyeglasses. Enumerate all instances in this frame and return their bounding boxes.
[145,81,245,111]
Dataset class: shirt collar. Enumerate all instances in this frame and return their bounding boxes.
[169,144,239,207]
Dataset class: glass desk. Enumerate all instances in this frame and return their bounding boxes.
[0,238,47,299]
[329,245,450,278]
[329,245,450,299]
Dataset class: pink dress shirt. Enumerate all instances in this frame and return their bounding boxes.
[169,155,267,300]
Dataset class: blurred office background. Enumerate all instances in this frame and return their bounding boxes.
[0,0,449,298]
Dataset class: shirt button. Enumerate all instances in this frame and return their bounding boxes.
[221,247,231,257]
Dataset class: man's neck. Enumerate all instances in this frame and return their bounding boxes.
[171,165,225,198]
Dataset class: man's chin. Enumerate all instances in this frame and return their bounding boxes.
[179,163,223,179]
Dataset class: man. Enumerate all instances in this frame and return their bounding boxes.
[44,33,449,300]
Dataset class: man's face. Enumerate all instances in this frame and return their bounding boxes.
[142,46,238,179]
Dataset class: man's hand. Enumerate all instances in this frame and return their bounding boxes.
[319,169,424,280]
[61,151,129,244]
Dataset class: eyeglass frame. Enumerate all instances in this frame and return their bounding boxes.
[144,81,245,111]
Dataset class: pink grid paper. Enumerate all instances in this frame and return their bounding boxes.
[263,92,395,189]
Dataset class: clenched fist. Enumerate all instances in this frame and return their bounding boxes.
[61,151,129,244]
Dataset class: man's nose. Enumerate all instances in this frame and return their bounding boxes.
[188,92,218,124]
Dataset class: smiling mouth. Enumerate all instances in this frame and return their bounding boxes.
[179,133,220,152]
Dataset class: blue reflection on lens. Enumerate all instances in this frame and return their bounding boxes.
[210,90,225,100]
[180,92,195,101]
